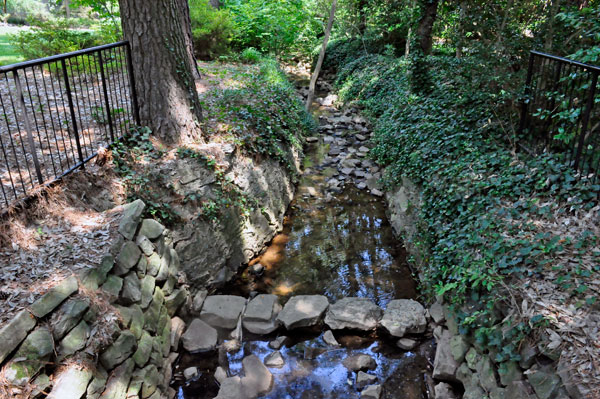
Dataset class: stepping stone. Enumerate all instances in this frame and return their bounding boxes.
[182,319,218,353]
[201,295,246,329]
[380,299,427,338]
[397,338,419,350]
[277,295,329,330]
[264,351,285,368]
[343,354,377,372]
[241,355,273,397]
[324,297,382,331]
[243,294,281,335]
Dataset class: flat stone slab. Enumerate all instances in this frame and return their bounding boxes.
[243,294,281,335]
[432,328,459,382]
[380,299,427,337]
[100,330,137,370]
[276,295,329,330]
[215,376,249,399]
[182,318,218,353]
[30,276,78,318]
[356,371,378,390]
[324,297,382,331]
[47,366,92,399]
[241,354,273,397]
[361,384,382,399]
[5,327,54,386]
[0,309,36,364]
[201,295,247,330]
[343,354,377,372]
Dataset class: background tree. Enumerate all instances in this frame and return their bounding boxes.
[118,0,203,143]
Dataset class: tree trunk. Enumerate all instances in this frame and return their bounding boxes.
[119,0,202,143]
[405,26,411,57]
[306,0,337,112]
[416,0,439,55]
[544,0,561,52]
[209,0,221,8]
[456,1,466,58]
[358,0,368,35]
[65,0,71,19]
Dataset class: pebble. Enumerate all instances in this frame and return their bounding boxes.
[264,351,285,368]
[183,367,198,381]
[268,336,287,350]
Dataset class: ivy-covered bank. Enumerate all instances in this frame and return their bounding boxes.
[329,42,599,397]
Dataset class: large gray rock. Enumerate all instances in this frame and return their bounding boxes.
[356,372,377,390]
[114,241,142,276]
[47,366,92,399]
[343,354,377,372]
[170,316,186,350]
[30,276,78,318]
[243,294,281,334]
[201,295,246,329]
[59,320,90,357]
[434,382,459,399]
[324,297,382,331]
[432,329,459,382]
[380,299,427,337]
[361,384,382,399]
[241,354,273,397]
[51,298,89,340]
[526,366,562,399]
[132,331,153,367]
[121,272,142,304]
[214,376,249,399]
[182,318,218,352]
[264,351,285,368]
[5,327,54,386]
[276,295,329,329]
[100,330,137,370]
[139,219,165,240]
[0,309,36,364]
[101,358,134,399]
[118,200,145,240]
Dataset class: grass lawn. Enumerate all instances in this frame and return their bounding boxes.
[0,25,27,66]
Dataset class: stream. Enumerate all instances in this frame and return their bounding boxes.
[171,73,434,399]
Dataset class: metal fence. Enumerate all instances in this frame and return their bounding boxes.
[518,50,600,185]
[0,41,139,211]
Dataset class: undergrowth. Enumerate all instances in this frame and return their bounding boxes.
[334,52,600,363]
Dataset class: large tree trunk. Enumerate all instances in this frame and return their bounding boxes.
[416,0,439,55]
[357,0,368,35]
[119,0,203,143]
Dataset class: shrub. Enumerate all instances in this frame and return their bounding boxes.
[10,18,100,60]
[189,0,234,60]
[239,47,262,64]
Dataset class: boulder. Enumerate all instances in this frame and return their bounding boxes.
[0,309,36,364]
[268,336,287,350]
[201,295,246,329]
[181,318,218,352]
[243,294,281,334]
[139,219,165,240]
[132,331,153,367]
[59,320,90,357]
[241,355,273,397]
[30,276,78,318]
[380,299,427,338]
[100,330,137,370]
[114,241,142,276]
[118,200,145,240]
[361,384,382,399]
[192,289,208,314]
[51,298,89,340]
[47,366,92,399]
[183,367,198,381]
[429,302,445,324]
[102,358,134,399]
[121,272,142,304]
[324,297,382,331]
[264,351,285,368]
[432,329,459,382]
[434,382,459,399]
[214,376,249,399]
[214,366,228,384]
[397,338,418,350]
[170,317,186,350]
[356,371,377,390]
[276,295,329,329]
[526,366,562,399]
[5,327,54,386]
[342,354,377,372]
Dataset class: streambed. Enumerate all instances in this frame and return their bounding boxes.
[171,76,434,399]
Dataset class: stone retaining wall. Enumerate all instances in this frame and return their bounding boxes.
[0,200,191,399]
[387,180,584,399]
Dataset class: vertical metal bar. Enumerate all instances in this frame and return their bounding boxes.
[25,68,54,178]
[106,49,122,138]
[115,46,133,132]
[518,52,536,137]
[87,51,111,144]
[126,42,141,126]
[567,68,589,165]
[13,70,43,185]
[61,58,85,168]
[542,60,563,149]
[68,57,90,158]
[40,63,65,175]
[0,86,20,201]
[49,61,74,169]
[98,50,115,142]
[6,73,34,190]
[78,54,98,151]
[573,70,598,170]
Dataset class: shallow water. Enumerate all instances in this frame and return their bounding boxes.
[171,79,433,399]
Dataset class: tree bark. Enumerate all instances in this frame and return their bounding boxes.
[357,0,368,35]
[416,0,439,55]
[306,0,337,112]
[65,0,71,19]
[119,0,203,143]
[544,0,561,52]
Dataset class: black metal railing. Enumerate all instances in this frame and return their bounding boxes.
[518,50,600,184]
[0,41,139,211]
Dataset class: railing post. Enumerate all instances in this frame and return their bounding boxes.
[125,42,140,126]
[573,70,598,171]
[517,51,536,137]
[13,69,43,185]
[98,51,115,143]
[60,58,85,168]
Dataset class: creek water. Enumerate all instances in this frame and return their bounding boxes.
[172,78,434,399]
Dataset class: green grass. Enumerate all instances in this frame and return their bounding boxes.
[0,25,27,66]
